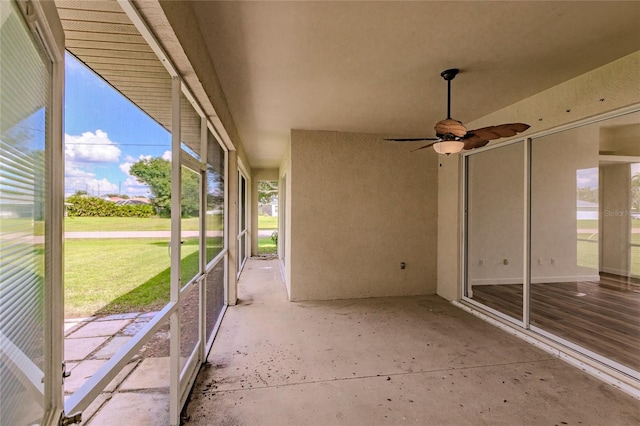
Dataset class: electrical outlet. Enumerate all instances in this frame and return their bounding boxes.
[400,262,406,269]
[479,259,484,266]
[503,258,509,265]
[551,258,556,265]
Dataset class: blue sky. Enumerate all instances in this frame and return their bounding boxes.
[64,53,171,197]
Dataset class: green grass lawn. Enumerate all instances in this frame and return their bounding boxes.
[577,219,598,230]
[64,238,199,317]
[257,236,277,254]
[64,216,202,232]
[0,218,45,235]
[258,215,278,229]
[577,240,599,269]
[63,215,226,317]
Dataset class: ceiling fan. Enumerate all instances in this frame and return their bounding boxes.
[385,68,530,155]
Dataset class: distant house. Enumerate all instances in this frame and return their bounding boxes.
[259,199,278,217]
[106,196,152,206]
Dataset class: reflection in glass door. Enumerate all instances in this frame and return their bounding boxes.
[465,141,525,323]
[630,164,640,277]
[530,111,640,375]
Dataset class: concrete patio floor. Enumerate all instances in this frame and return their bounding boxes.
[64,312,170,424]
[182,259,640,425]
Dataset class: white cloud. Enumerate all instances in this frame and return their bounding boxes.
[123,176,151,197]
[119,154,152,175]
[576,167,598,189]
[162,150,172,161]
[65,130,121,163]
[65,174,118,198]
[65,165,95,179]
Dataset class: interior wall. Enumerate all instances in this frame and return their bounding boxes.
[437,51,640,301]
[601,164,631,275]
[466,142,525,285]
[289,129,437,301]
[530,126,601,282]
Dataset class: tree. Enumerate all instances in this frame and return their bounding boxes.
[577,187,598,204]
[129,157,200,217]
[258,180,278,205]
[181,168,200,217]
[130,157,172,216]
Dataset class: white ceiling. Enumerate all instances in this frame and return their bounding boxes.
[191,1,640,169]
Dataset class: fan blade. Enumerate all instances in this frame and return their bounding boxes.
[384,137,439,142]
[465,123,530,142]
[463,137,490,150]
[467,126,501,140]
[410,141,438,152]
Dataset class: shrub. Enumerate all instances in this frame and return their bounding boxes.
[66,195,154,218]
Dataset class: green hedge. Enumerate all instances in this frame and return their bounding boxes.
[66,195,154,218]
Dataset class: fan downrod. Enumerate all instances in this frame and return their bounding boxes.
[440,68,459,81]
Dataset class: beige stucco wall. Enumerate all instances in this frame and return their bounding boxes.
[437,51,640,301]
[289,129,437,301]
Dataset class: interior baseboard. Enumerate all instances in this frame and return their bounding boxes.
[470,275,601,286]
[601,267,630,277]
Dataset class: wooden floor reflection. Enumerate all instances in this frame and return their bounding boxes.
[471,274,640,372]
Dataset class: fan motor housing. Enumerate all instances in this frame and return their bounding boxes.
[434,118,467,139]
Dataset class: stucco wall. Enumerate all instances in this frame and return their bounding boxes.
[437,51,640,301]
[289,129,437,301]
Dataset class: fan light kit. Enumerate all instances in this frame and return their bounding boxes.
[385,68,530,155]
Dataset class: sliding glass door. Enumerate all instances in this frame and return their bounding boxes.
[465,141,525,323]
[530,111,640,376]
[463,108,640,379]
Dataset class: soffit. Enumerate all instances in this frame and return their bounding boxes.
[54,0,201,153]
[190,1,640,168]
